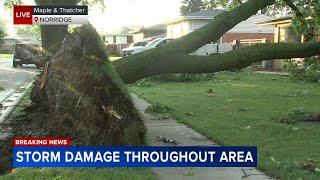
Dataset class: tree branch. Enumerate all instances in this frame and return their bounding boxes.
[236,0,243,5]
[164,0,275,54]
[283,0,303,18]
[112,0,277,83]
[113,42,320,83]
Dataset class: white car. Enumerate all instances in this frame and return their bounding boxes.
[122,38,172,57]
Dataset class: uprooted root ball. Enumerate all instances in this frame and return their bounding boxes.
[31,25,145,146]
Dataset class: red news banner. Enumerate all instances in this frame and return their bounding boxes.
[13,137,71,146]
[13,5,88,25]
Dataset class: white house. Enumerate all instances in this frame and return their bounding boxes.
[165,9,274,55]
[100,27,134,55]
[100,27,134,45]
[130,24,166,43]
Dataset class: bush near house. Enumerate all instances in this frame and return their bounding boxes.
[284,57,320,82]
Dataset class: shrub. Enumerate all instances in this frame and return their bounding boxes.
[283,59,304,77]
[145,103,172,120]
[304,57,320,82]
[283,57,320,82]
[132,78,158,87]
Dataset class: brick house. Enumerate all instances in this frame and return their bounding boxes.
[258,15,308,70]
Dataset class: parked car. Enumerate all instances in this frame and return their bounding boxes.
[13,42,43,68]
[129,41,148,47]
[121,38,172,57]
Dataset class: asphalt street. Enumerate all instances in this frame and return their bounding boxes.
[0,57,38,103]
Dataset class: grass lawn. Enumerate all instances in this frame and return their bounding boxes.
[130,72,320,180]
[1,168,155,180]
[0,54,13,58]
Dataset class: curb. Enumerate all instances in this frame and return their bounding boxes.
[0,82,34,123]
[0,67,39,123]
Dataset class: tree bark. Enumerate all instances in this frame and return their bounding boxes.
[36,0,77,55]
[113,42,320,83]
[40,25,68,55]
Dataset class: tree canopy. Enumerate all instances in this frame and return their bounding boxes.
[180,0,207,15]
[0,19,7,38]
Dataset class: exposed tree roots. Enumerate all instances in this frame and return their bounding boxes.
[31,25,145,146]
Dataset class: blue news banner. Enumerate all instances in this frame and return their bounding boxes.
[13,146,257,167]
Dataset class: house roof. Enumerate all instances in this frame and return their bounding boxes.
[1,35,41,45]
[228,14,274,33]
[165,9,224,24]
[257,15,293,25]
[102,26,136,36]
[187,9,224,17]
[130,24,166,34]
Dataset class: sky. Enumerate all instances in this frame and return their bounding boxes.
[0,0,182,35]
[89,0,181,33]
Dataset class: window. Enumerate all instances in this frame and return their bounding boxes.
[113,36,116,44]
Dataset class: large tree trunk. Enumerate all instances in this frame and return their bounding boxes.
[36,0,77,55]
[113,42,320,83]
[40,25,68,55]
[31,25,145,145]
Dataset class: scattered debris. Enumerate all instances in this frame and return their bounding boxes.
[4,99,14,103]
[238,108,248,112]
[11,168,16,174]
[208,89,214,97]
[185,112,194,116]
[157,134,177,145]
[292,127,299,131]
[39,62,49,89]
[279,108,314,124]
[145,103,171,120]
[302,161,316,172]
[242,125,251,130]
[183,171,194,176]
[19,86,26,91]
[102,105,122,120]
[305,114,320,122]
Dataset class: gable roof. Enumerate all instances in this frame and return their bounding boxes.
[130,24,166,34]
[257,15,292,25]
[165,9,224,24]
[228,14,274,33]
[186,9,224,17]
[102,26,135,36]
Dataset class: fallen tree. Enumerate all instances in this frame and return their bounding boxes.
[112,0,320,83]
[30,0,319,145]
[31,26,145,145]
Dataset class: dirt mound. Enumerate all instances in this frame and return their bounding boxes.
[31,25,145,146]
[0,104,50,174]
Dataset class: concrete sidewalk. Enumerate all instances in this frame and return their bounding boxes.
[131,93,273,180]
